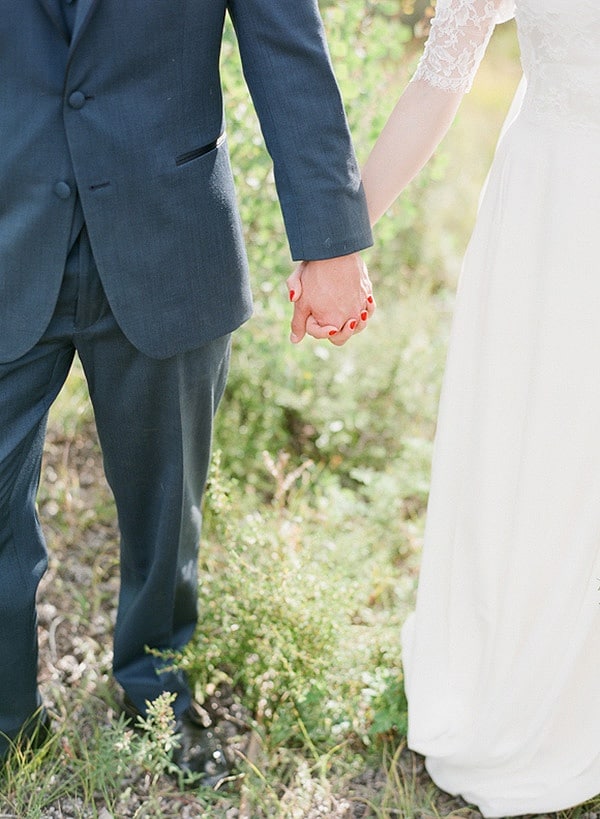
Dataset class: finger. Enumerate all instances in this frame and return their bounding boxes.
[286,263,304,304]
[352,307,370,336]
[305,314,339,340]
[290,300,310,344]
[328,317,358,347]
[365,294,376,316]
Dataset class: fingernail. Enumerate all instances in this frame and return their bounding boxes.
[367,296,374,304]
[361,311,368,321]
[349,320,357,330]
[289,290,295,302]
[290,332,300,343]
[328,329,337,337]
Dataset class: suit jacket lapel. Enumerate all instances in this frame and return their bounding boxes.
[36,0,70,42]
[69,0,101,53]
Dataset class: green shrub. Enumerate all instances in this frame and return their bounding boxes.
[164,454,353,752]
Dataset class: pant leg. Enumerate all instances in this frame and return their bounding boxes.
[74,236,231,717]
[0,299,76,753]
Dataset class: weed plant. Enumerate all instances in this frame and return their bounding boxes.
[165,452,408,752]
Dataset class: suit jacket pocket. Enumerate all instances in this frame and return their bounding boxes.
[175,132,226,166]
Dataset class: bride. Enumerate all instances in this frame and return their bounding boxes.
[361,0,600,816]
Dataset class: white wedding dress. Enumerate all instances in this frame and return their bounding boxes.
[402,0,600,815]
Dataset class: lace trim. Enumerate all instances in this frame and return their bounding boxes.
[412,0,513,94]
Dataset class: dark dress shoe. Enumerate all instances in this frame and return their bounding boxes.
[121,695,231,788]
[171,705,231,787]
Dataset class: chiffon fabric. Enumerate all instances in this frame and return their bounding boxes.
[402,0,600,814]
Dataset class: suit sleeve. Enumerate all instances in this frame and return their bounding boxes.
[227,0,373,261]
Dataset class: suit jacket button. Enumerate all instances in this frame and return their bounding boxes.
[68,91,86,109]
[54,181,72,200]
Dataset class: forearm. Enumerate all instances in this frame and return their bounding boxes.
[362,79,463,225]
[228,0,372,259]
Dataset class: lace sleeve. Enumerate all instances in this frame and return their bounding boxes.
[412,0,515,93]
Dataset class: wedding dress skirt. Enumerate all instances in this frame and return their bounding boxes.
[402,3,600,816]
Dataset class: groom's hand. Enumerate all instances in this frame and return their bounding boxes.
[287,253,375,346]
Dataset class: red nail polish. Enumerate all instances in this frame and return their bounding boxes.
[328,329,337,336]
[361,310,368,321]
[349,320,357,330]
[289,290,295,302]
[367,296,374,304]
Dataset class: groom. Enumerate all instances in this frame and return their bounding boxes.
[0,0,373,778]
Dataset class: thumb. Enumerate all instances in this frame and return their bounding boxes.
[290,299,310,344]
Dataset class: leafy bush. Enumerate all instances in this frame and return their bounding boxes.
[165,454,356,752]
[163,455,416,782]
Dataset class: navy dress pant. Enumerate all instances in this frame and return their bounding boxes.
[0,227,231,751]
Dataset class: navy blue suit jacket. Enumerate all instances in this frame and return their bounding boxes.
[0,1,372,360]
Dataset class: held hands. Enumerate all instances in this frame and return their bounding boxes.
[287,253,375,346]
